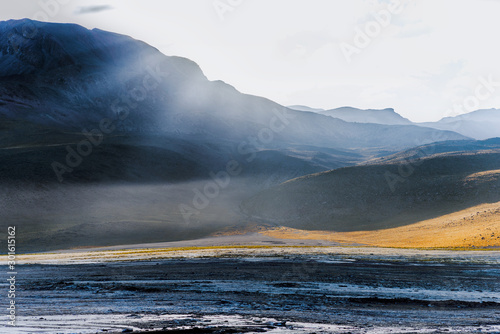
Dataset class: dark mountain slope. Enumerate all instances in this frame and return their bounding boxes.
[242,149,500,232]
[0,19,470,185]
[0,19,467,150]
[368,138,500,164]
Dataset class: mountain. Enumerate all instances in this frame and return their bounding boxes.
[241,142,500,232]
[288,105,413,125]
[287,105,326,113]
[294,103,500,140]
[419,109,500,140]
[289,105,413,125]
[0,19,468,175]
[0,19,480,252]
[319,107,413,125]
[290,104,500,140]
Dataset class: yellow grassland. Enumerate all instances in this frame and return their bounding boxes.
[261,202,500,249]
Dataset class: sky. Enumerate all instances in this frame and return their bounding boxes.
[1,0,500,122]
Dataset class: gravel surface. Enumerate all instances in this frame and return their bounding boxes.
[2,250,500,333]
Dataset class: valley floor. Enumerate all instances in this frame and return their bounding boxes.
[1,246,499,333]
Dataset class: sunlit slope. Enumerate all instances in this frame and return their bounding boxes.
[260,200,500,248]
[242,150,500,232]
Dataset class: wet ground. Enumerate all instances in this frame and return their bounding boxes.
[2,250,500,333]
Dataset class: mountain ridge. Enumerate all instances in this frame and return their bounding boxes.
[289,103,500,139]
[0,19,470,182]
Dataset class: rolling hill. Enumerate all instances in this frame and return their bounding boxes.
[242,147,500,234]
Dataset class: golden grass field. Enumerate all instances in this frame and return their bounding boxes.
[260,201,500,249]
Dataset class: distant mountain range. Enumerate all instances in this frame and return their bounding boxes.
[418,109,500,140]
[289,105,500,140]
[289,106,412,125]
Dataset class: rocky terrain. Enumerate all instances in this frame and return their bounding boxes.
[2,247,499,333]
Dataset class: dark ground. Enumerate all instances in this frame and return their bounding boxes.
[7,254,500,333]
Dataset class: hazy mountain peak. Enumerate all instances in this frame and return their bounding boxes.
[439,108,500,122]
[293,105,413,125]
[418,108,500,140]
[288,105,326,113]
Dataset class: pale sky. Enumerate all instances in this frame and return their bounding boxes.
[1,0,500,122]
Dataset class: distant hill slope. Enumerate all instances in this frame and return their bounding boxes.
[242,148,500,232]
[321,107,412,125]
[287,105,326,113]
[260,198,500,248]
[290,104,500,140]
[418,109,500,140]
[367,138,500,164]
[288,105,413,125]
